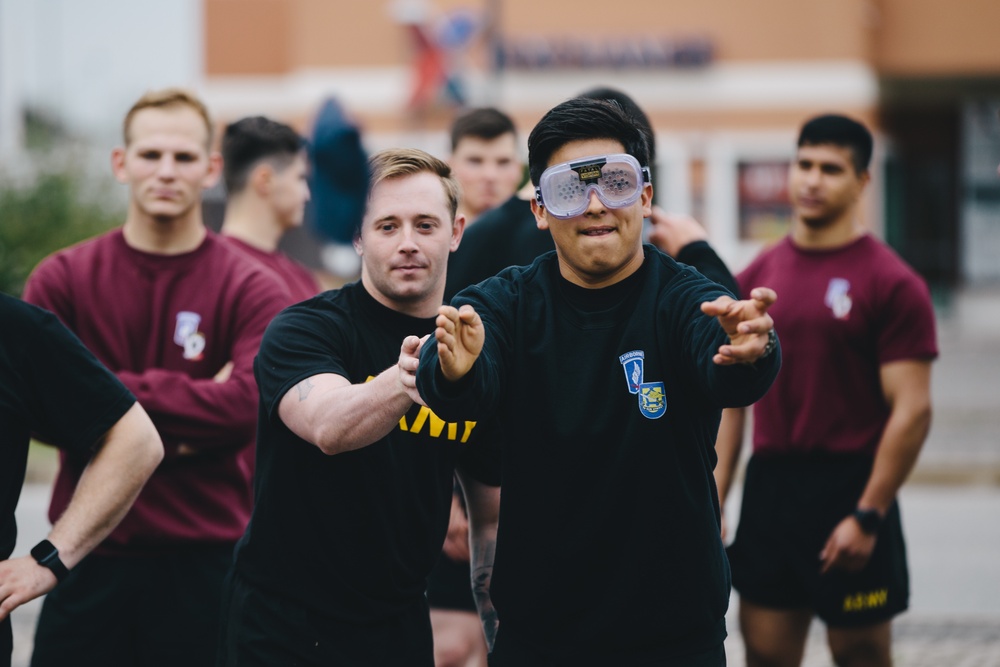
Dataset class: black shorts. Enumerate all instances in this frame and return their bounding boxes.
[487,631,726,667]
[31,546,233,667]
[426,549,477,612]
[1,617,11,667]
[217,570,434,667]
[727,454,909,628]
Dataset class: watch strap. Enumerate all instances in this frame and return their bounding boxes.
[30,539,70,581]
[760,329,778,359]
[852,508,882,535]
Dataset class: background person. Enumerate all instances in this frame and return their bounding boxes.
[23,88,291,667]
[220,115,321,302]
[447,107,524,226]
[716,113,938,667]
[0,294,162,667]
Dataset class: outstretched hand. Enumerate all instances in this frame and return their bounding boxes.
[700,286,777,365]
[435,304,485,382]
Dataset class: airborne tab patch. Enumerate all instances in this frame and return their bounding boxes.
[619,350,644,395]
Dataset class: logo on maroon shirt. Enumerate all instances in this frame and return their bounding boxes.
[825,278,853,320]
[174,311,206,361]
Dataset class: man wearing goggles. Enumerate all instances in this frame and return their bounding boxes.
[416,97,781,666]
[535,152,650,219]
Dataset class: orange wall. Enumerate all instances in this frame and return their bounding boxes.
[497,0,873,62]
[205,0,291,74]
[875,0,1000,75]
[205,0,877,75]
[205,0,1000,76]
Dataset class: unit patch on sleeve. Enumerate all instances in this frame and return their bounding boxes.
[619,350,667,419]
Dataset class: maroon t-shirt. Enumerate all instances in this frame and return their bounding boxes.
[737,234,938,457]
[222,236,321,303]
[24,229,293,553]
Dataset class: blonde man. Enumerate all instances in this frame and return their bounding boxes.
[218,148,500,666]
[24,88,291,666]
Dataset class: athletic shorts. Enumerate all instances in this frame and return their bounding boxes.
[488,629,726,667]
[726,454,909,628]
[1,617,11,667]
[425,549,477,612]
[30,545,233,667]
[217,570,434,667]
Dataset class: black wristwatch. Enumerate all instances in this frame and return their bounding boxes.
[30,540,70,581]
[852,508,883,535]
[760,329,778,359]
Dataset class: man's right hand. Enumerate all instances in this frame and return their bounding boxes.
[398,335,427,405]
[648,208,708,257]
[434,304,484,382]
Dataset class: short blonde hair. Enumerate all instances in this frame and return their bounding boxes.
[122,87,214,148]
[367,148,461,220]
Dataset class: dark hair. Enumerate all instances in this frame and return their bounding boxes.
[527,97,650,186]
[576,86,656,165]
[449,107,517,151]
[222,116,306,194]
[797,114,873,174]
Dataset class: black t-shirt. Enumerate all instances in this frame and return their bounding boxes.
[445,196,551,301]
[0,293,135,560]
[418,247,780,662]
[233,282,498,622]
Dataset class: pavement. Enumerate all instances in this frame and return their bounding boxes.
[9,286,1000,666]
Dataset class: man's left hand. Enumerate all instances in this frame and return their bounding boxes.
[0,556,58,621]
[700,286,778,365]
[819,515,877,574]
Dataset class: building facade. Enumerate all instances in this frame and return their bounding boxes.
[2,0,997,288]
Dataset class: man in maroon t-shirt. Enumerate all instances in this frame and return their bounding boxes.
[715,114,938,667]
[24,88,291,667]
[219,115,322,303]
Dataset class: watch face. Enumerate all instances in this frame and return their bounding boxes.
[854,509,881,534]
[30,539,69,581]
[31,540,58,563]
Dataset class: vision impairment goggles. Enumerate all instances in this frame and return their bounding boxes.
[536,153,650,219]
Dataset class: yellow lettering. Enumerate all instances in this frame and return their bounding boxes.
[409,406,429,433]
[843,589,888,612]
[460,421,477,443]
[386,388,478,441]
[867,589,888,608]
[409,406,447,438]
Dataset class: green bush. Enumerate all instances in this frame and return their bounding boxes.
[0,170,122,296]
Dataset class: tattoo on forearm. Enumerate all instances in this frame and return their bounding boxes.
[295,378,315,401]
[471,539,498,650]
